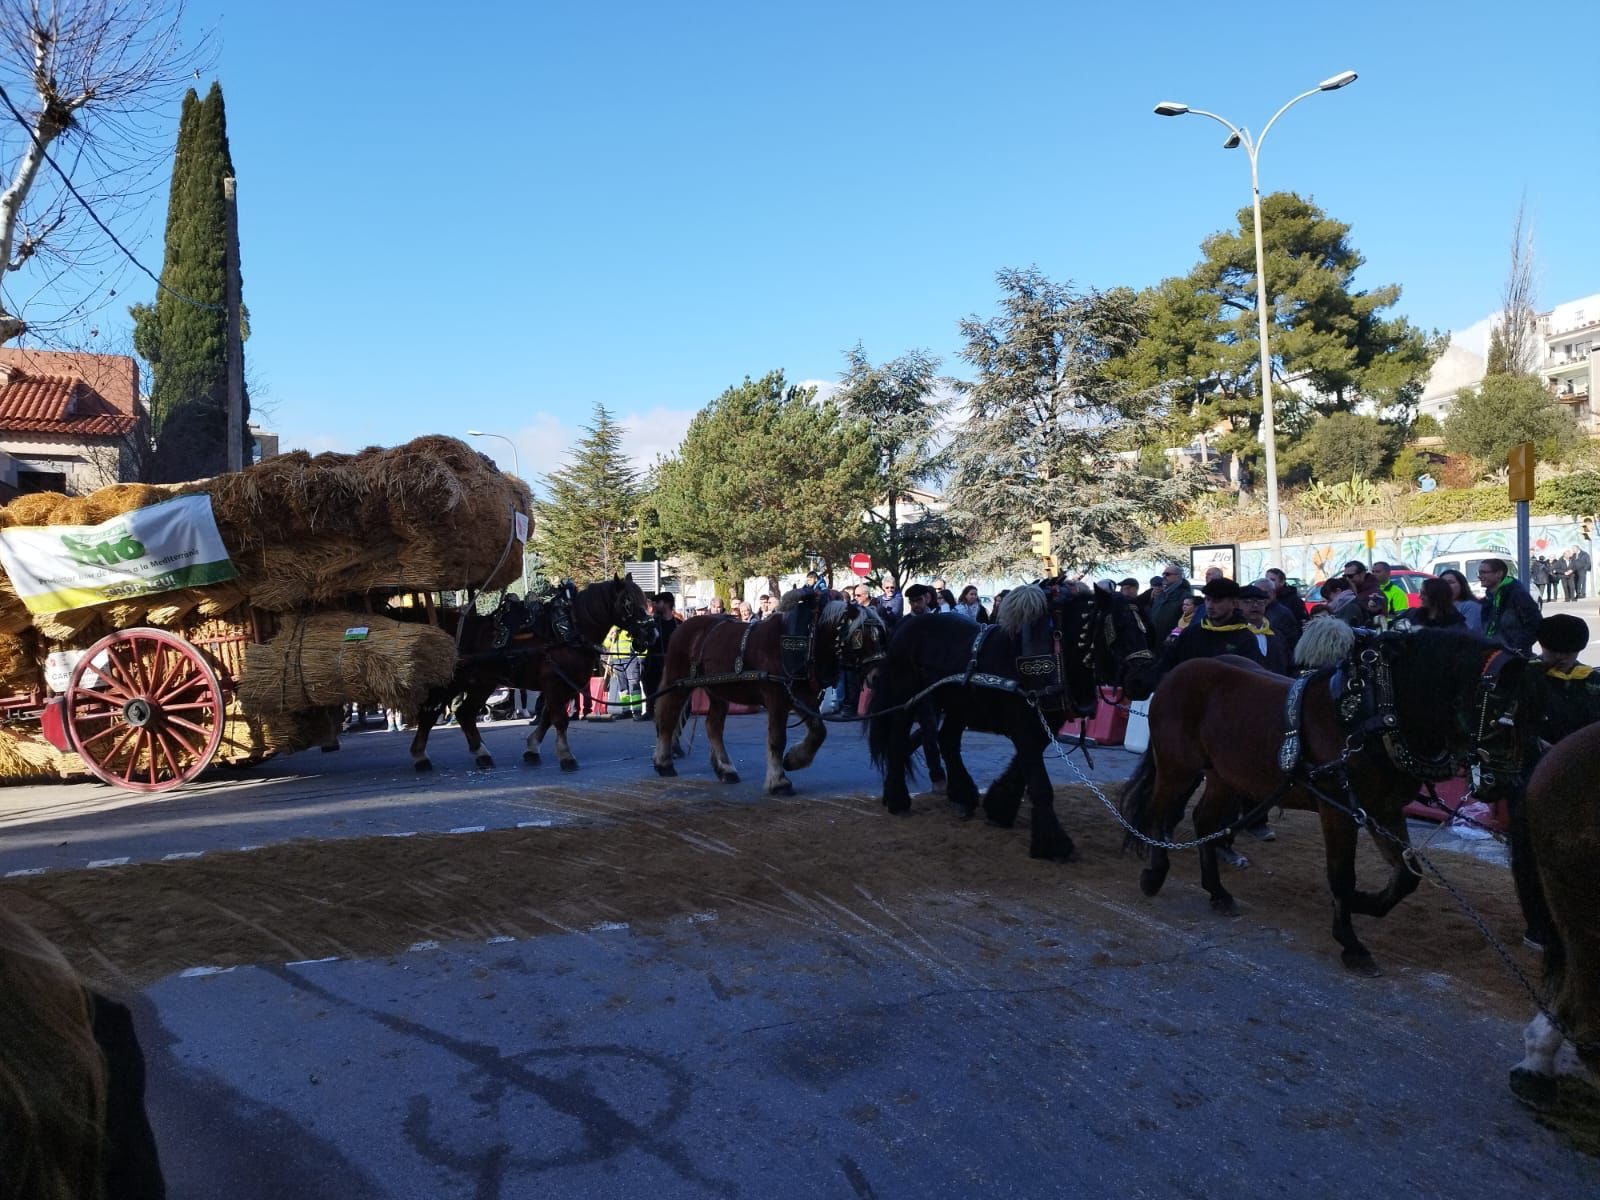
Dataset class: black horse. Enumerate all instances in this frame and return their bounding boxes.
[867,584,1154,860]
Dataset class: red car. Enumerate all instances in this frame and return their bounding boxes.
[1306,568,1433,609]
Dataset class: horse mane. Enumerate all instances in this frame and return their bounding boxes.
[778,587,810,612]
[1295,617,1355,668]
[998,585,1046,636]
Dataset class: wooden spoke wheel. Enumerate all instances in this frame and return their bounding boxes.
[64,627,226,793]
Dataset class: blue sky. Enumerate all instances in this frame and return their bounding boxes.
[84,2,1600,480]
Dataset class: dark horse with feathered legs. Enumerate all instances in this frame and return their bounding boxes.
[867,584,1154,860]
[1120,623,1544,972]
[405,576,655,772]
[652,592,887,794]
[1508,721,1600,1108]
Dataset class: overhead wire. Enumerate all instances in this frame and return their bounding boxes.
[0,80,224,313]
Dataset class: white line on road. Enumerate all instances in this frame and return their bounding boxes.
[407,940,441,952]
[285,956,340,967]
[4,866,44,877]
[87,857,130,868]
[179,965,235,978]
[162,851,204,861]
[448,825,486,834]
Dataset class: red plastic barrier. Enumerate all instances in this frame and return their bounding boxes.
[1058,688,1129,747]
[858,684,872,716]
[689,688,760,716]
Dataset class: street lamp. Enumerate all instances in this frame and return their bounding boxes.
[1153,70,1358,569]
[466,429,530,595]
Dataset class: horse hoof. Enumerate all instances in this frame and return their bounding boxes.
[1210,894,1238,916]
[413,760,433,774]
[1138,868,1166,897]
[930,777,947,795]
[654,763,677,777]
[1030,835,1075,863]
[769,782,795,796]
[559,759,579,773]
[474,756,495,770]
[1508,1067,1560,1110]
[522,751,541,765]
[1218,848,1251,870]
[718,771,741,785]
[1340,950,1381,977]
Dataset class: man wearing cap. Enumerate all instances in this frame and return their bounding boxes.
[1156,577,1264,679]
[1535,613,1600,743]
[1238,585,1292,675]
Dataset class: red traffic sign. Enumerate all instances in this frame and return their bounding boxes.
[849,554,872,577]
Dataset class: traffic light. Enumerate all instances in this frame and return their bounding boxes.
[1584,516,1595,541]
[1029,520,1052,561]
[1508,442,1536,502]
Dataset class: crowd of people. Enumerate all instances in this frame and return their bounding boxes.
[1529,547,1591,603]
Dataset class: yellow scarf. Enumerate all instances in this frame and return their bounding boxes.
[1200,620,1249,633]
[1246,621,1274,636]
[1548,665,1593,681]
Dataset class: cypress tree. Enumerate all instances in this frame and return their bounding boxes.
[131,82,247,481]
[534,405,641,582]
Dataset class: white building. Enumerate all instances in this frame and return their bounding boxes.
[1418,292,1600,431]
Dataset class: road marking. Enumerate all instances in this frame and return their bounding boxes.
[179,965,234,978]
[4,867,44,877]
[87,857,129,869]
[382,831,418,838]
[589,921,629,933]
[449,825,486,834]
[517,819,554,828]
[486,935,516,944]
[286,956,340,967]
[162,851,204,861]
[407,939,441,952]
[684,911,718,925]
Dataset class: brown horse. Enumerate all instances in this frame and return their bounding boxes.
[1119,625,1543,972]
[651,594,886,794]
[406,576,654,772]
[1509,721,1600,1107]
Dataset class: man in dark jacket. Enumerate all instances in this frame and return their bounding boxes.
[1263,568,1306,629]
[1157,577,1264,678]
[1149,565,1192,642]
[1573,546,1591,600]
[1479,558,1543,654]
[1238,585,1293,675]
[638,592,678,722]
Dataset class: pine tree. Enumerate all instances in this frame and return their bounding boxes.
[944,269,1192,576]
[534,404,641,582]
[130,82,246,481]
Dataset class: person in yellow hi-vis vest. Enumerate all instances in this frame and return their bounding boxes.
[603,625,642,716]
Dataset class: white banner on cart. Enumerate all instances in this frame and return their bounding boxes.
[0,494,237,614]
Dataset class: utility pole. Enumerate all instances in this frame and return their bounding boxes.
[223,175,245,473]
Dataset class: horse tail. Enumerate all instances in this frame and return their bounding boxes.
[867,679,893,773]
[1118,749,1157,860]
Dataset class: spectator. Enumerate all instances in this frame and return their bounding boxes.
[733,599,753,622]
[1117,578,1141,604]
[836,582,875,714]
[905,584,938,615]
[1478,558,1542,653]
[1253,577,1300,656]
[1370,562,1408,617]
[955,585,987,623]
[1341,560,1381,599]
[1204,566,1224,584]
[1393,578,1467,632]
[990,590,1010,623]
[639,592,677,721]
[1320,577,1371,629]
[1575,545,1592,600]
[1238,585,1292,676]
[937,587,958,613]
[1156,577,1265,679]
[1149,565,1192,641]
[1556,551,1576,603]
[1532,556,1551,604]
[1264,567,1307,626]
[706,597,726,616]
[0,911,166,1200]
[875,577,904,629]
[1435,568,1484,636]
[1534,613,1600,743]
[757,594,774,619]
[1167,595,1198,641]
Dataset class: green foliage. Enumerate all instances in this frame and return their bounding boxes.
[1160,515,1212,546]
[1410,413,1443,439]
[1533,471,1600,518]
[1113,192,1438,472]
[943,269,1193,575]
[1390,447,1428,484]
[1300,412,1398,482]
[131,83,246,481]
[1403,486,1513,525]
[836,344,950,586]
[1300,475,1384,516]
[1443,374,1584,466]
[533,404,640,582]
[652,372,875,587]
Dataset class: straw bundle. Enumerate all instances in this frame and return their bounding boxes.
[0,630,38,693]
[237,612,457,717]
[0,726,79,781]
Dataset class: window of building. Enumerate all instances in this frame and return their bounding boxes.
[16,470,66,494]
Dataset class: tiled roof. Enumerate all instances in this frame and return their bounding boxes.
[0,348,141,440]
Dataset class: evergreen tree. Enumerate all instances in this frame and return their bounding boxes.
[944,269,1191,576]
[1444,375,1582,467]
[534,404,641,581]
[835,344,953,586]
[652,372,875,596]
[130,82,246,481]
[1115,193,1438,472]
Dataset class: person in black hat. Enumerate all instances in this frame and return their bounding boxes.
[1536,613,1600,744]
[1155,576,1264,679]
[1238,584,1292,676]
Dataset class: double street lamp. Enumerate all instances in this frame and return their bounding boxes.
[466,429,531,595]
[1153,70,1358,569]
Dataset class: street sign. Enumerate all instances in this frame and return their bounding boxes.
[849,554,872,577]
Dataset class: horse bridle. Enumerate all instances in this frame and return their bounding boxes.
[833,605,887,675]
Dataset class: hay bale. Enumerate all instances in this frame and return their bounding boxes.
[238,612,457,717]
[33,610,105,644]
[0,629,38,693]
[0,726,79,782]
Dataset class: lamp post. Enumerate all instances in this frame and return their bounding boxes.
[1153,70,1357,570]
[466,429,530,595]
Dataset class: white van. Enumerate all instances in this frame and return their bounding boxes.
[1428,555,1515,580]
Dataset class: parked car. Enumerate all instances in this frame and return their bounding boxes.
[1429,556,1516,581]
[1305,568,1433,609]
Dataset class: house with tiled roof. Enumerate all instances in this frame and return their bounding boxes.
[0,347,144,499]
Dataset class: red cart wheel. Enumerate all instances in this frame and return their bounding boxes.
[64,627,226,792]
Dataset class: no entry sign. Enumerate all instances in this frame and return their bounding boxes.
[850,554,872,577]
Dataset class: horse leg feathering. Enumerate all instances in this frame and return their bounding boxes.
[764,701,794,794]
[706,699,739,784]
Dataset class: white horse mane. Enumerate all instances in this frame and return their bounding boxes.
[1295,616,1355,668]
[997,585,1047,636]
